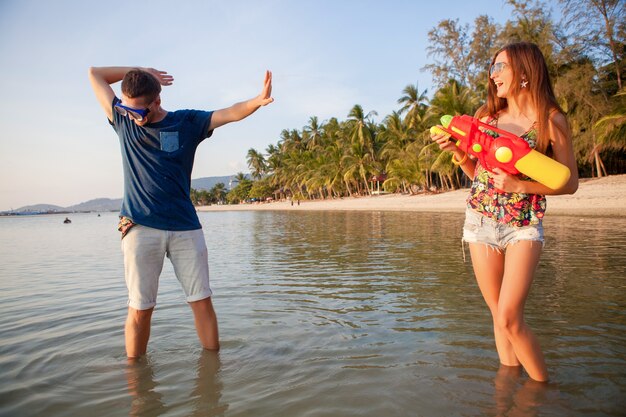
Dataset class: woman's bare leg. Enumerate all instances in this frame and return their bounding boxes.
[497,241,548,381]
[469,243,520,366]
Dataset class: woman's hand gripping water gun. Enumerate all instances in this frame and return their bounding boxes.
[430,115,571,190]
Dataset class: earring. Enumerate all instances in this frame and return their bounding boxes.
[521,79,528,88]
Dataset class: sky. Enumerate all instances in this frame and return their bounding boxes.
[0,0,562,211]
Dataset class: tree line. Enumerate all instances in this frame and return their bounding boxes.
[203,0,625,204]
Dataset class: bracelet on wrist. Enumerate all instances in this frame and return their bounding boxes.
[451,153,468,166]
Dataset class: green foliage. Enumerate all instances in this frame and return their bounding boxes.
[249,178,276,200]
[246,148,267,180]
[238,1,624,198]
[226,179,253,204]
[190,182,229,206]
[594,89,626,151]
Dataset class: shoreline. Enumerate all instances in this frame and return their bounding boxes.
[198,174,626,217]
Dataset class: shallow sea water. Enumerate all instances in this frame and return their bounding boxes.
[0,210,624,416]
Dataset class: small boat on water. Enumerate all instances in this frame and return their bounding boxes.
[63,217,71,224]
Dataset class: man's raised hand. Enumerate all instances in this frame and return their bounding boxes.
[144,68,174,86]
[258,70,273,106]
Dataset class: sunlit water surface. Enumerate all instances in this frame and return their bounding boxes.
[0,211,624,416]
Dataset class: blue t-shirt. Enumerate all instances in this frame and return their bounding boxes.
[110,97,213,231]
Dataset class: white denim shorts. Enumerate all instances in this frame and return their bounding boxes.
[121,225,212,310]
[462,208,544,251]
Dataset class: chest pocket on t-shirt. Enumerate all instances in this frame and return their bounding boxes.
[160,132,179,152]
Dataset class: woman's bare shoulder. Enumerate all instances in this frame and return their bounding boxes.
[548,109,568,130]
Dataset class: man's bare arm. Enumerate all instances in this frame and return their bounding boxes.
[88,66,173,121]
[209,70,273,131]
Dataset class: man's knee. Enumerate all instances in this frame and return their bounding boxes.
[190,296,214,310]
[127,307,154,324]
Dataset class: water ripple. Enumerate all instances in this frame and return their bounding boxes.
[0,212,625,416]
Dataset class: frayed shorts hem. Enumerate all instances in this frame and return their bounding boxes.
[461,208,544,257]
[462,237,545,252]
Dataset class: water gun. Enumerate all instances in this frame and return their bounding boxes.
[430,114,570,190]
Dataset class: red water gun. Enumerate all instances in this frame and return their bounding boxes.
[431,114,570,190]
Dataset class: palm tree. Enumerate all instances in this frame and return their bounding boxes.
[347,104,378,151]
[422,79,480,189]
[346,105,380,195]
[236,172,248,182]
[384,149,425,194]
[190,188,199,205]
[398,83,429,131]
[246,148,267,180]
[378,112,427,193]
[426,79,480,120]
[210,182,227,203]
[231,172,248,189]
[554,59,615,177]
[303,116,325,150]
[342,141,380,196]
[265,144,280,174]
[593,88,626,176]
[320,142,346,197]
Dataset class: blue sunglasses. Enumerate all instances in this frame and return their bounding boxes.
[114,102,151,121]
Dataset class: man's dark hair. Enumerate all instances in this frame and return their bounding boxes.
[121,69,161,104]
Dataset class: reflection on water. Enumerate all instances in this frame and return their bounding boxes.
[0,211,624,416]
[126,358,166,417]
[190,352,228,417]
[491,365,550,417]
[126,352,226,417]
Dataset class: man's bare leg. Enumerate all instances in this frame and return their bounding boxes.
[190,297,219,350]
[125,307,154,358]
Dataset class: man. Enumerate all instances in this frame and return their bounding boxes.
[88,66,273,358]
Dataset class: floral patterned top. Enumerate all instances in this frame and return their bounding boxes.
[466,116,546,227]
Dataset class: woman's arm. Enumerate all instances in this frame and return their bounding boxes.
[431,130,477,179]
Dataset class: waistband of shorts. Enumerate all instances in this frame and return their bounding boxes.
[465,207,542,228]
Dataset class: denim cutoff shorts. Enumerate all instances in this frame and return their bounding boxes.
[462,208,544,251]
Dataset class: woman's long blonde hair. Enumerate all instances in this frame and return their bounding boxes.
[476,42,565,154]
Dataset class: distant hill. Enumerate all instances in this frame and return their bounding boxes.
[3,175,247,215]
[8,203,66,214]
[66,198,122,212]
[5,198,122,215]
[192,174,250,191]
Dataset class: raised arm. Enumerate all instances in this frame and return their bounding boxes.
[209,70,273,131]
[87,66,173,121]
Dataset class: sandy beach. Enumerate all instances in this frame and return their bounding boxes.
[198,174,626,217]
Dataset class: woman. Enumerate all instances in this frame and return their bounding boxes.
[432,42,578,381]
